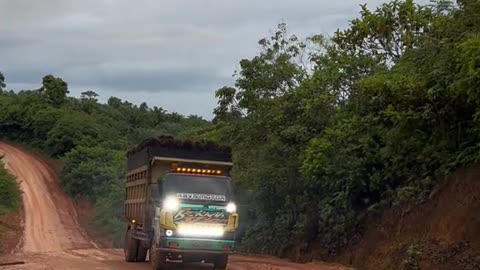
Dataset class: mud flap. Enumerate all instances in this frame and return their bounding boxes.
[151,245,170,270]
[213,254,228,270]
[124,230,139,262]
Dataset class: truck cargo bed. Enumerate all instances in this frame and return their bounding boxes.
[127,136,231,170]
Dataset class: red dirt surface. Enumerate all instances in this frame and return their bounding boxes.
[0,250,349,270]
[0,142,93,253]
[0,141,350,270]
[0,210,23,254]
[337,165,480,270]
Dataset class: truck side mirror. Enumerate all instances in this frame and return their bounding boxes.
[225,213,239,232]
[159,209,176,230]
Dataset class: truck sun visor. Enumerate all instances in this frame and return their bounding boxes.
[177,193,226,202]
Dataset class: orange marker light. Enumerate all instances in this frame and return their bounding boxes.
[174,167,225,175]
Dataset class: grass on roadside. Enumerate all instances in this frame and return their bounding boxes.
[0,160,21,215]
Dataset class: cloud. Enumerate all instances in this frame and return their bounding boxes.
[0,0,429,117]
[67,65,232,93]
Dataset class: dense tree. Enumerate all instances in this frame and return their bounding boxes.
[107,96,122,108]
[333,0,435,64]
[62,146,123,200]
[40,75,69,106]
[0,72,5,93]
[46,112,100,157]
[79,90,100,114]
[81,90,99,101]
[215,22,307,119]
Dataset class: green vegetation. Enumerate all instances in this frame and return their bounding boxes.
[402,242,420,270]
[189,0,480,257]
[0,75,210,246]
[0,160,21,215]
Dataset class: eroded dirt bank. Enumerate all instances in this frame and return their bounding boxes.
[336,166,480,270]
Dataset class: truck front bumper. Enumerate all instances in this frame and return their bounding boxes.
[159,237,235,254]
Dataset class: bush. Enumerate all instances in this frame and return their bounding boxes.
[0,160,21,214]
[62,146,124,200]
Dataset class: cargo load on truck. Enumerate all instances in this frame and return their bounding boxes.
[123,136,238,270]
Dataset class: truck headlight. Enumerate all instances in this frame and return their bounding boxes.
[226,202,237,213]
[164,196,179,211]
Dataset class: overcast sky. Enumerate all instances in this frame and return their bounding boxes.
[0,0,428,118]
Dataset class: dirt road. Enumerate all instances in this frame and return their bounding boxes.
[1,250,347,270]
[0,142,348,270]
[0,142,93,253]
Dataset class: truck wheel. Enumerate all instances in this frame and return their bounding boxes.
[136,245,148,262]
[124,230,138,262]
[213,254,228,269]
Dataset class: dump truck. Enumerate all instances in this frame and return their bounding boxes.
[124,136,238,270]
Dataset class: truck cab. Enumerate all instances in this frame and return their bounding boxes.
[123,137,238,270]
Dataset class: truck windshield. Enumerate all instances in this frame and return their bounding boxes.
[162,174,233,204]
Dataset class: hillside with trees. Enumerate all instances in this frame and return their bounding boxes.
[0,74,211,246]
[193,0,479,268]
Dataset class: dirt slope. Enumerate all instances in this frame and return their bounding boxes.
[0,210,23,254]
[0,142,93,253]
[0,141,350,270]
[337,165,480,270]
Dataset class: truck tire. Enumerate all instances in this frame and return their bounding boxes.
[136,245,148,262]
[124,230,138,262]
[213,254,228,270]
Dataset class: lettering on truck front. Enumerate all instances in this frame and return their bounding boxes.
[176,193,226,202]
[174,209,228,224]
